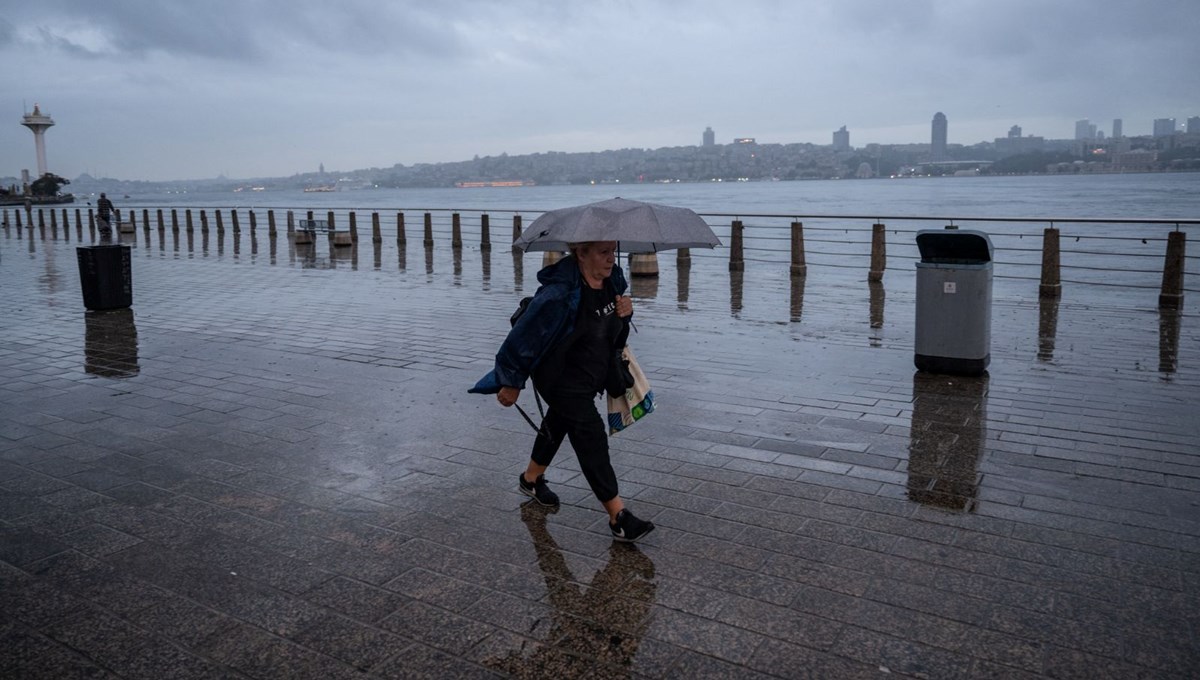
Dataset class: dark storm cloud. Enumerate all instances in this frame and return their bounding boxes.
[5,0,477,61]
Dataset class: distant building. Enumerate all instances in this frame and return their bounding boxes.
[702,126,715,147]
[855,162,873,178]
[931,112,947,160]
[732,137,756,144]
[1187,117,1200,134]
[1112,119,1123,139]
[994,126,1045,157]
[1074,119,1097,140]
[832,126,850,152]
[1153,118,1177,137]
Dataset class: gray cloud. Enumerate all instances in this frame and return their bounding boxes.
[2,0,1198,180]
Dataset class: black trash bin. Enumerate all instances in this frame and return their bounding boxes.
[914,229,992,376]
[77,245,133,310]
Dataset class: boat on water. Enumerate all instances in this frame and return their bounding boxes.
[303,185,337,193]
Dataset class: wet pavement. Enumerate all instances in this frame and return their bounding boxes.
[2,223,1198,679]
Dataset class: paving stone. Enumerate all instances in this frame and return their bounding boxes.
[1,227,1197,677]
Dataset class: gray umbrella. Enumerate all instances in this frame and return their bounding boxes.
[514,197,721,253]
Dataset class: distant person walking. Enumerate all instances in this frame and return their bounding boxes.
[96,193,116,241]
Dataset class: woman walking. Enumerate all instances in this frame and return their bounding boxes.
[471,241,655,543]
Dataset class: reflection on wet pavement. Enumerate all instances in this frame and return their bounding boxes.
[1037,296,1059,362]
[484,503,657,678]
[1,218,1198,678]
[907,371,987,512]
[83,308,140,378]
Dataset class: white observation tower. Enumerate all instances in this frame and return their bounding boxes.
[21,104,55,176]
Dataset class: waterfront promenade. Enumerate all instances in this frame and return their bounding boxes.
[1,223,1198,679]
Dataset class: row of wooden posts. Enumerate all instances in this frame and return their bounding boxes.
[2,207,1188,309]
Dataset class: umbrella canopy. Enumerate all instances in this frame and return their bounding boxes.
[514,197,721,253]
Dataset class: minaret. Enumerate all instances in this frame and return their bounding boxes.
[21,104,55,176]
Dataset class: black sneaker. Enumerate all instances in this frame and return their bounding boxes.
[518,473,559,507]
[609,509,655,543]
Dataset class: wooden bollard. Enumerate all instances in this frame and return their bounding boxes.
[480,213,491,250]
[200,210,209,234]
[249,210,257,233]
[231,209,241,232]
[543,251,564,267]
[790,221,807,277]
[38,209,45,228]
[215,209,224,233]
[1039,227,1062,298]
[513,215,522,245]
[397,212,406,244]
[170,209,179,232]
[185,209,194,233]
[424,212,434,247]
[371,212,381,243]
[156,209,165,232]
[50,208,58,230]
[629,253,659,277]
[1159,230,1187,308]
[77,209,84,238]
[268,210,277,237]
[452,213,462,249]
[326,211,335,232]
[2,209,7,229]
[677,247,691,268]
[14,210,21,229]
[87,209,94,233]
[348,211,358,242]
[729,219,745,272]
[868,223,886,282]
[142,209,150,234]
[128,210,136,231]
[286,211,294,234]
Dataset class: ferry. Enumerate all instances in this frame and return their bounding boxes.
[303,185,337,193]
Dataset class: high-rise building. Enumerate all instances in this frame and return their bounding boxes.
[1008,125,1022,138]
[1153,118,1177,137]
[1187,117,1200,134]
[931,112,947,160]
[832,126,850,152]
[702,126,715,147]
[1112,119,1123,139]
[1074,119,1096,140]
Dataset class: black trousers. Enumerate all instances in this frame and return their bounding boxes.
[531,389,619,503]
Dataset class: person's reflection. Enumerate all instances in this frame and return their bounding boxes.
[868,281,884,347]
[1037,297,1059,362]
[485,503,657,677]
[1159,308,1181,377]
[676,265,690,311]
[907,372,988,512]
[84,309,139,378]
[630,273,659,300]
[729,269,743,318]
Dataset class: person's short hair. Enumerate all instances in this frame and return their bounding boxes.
[100,193,106,198]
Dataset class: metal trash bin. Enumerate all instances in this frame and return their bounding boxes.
[76,244,133,310]
[914,229,992,375]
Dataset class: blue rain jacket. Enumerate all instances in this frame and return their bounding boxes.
[470,255,628,394]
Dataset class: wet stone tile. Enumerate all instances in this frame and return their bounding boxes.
[379,600,496,656]
[0,526,69,566]
[291,612,409,671]
[303,576,410,624]
[60,523,144,557]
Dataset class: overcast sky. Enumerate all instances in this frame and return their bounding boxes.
[3,0,1198,181]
